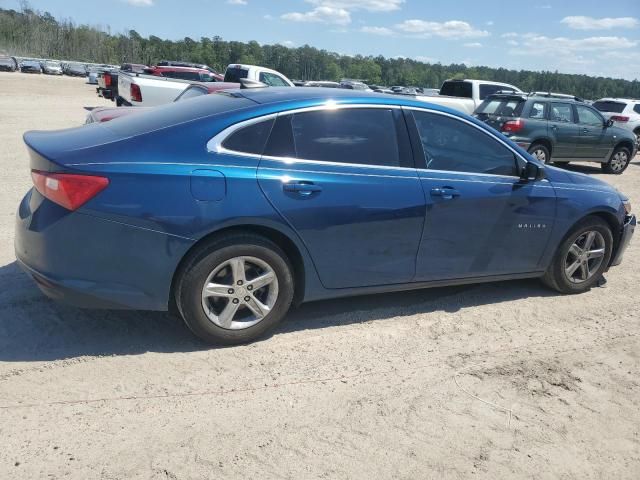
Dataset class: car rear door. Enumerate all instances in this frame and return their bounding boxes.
[406,108,556,280]
[549,102,579,159]
[573,104,612,160]
[256,106,425,289]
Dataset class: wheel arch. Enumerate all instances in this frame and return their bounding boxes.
[613,139,635,155]
[170,223,311,311]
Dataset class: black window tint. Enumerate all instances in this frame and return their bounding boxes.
[550,103,573,123]
[264,115,296,157]
[440,81,472,98]
[479,84,514,100]
[288,109,400,167]
[412,110,518,176]
[592,101,626,113]
[222,118,275,155]
[576,105,603,125]
[633,104,640,115]
[224,67,248,83]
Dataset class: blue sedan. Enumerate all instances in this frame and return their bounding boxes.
[15,87,636,344]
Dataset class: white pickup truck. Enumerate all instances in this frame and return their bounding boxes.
[223,64,294,87]
[418,79,522,115]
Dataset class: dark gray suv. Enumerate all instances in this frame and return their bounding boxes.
[474,92,638,174]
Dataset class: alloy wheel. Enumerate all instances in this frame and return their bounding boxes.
[564,231,606,284]
[609,150,629,173]
[531,148,547,163]
[201,256,279,330]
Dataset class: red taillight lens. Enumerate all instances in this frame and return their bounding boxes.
[104,73,111,87]
[502,119,525,134]
[31,170,109,211]
[131,83,142,102]
[611,115,629,122]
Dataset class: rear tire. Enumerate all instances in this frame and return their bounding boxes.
[175,233,294,345]
[601,146,631,174]
[528,143,551,164]
[542,217,613,294]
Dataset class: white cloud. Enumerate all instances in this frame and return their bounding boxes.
[501,32,518,38]
[124,0,153,6]
[506,40,518,46]
[306,0,404,12]
[360,26,393,36]
[227,0,247,5]
[279,40,295,47]
[463,42,482,48]
[514,34,637,53]
[560,16,639,30]
[282,6,351,25]
[395,19,489,39]
[486,21,494,26]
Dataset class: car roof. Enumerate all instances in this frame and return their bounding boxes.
[595,98,639,103]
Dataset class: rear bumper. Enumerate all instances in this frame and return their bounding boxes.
[15,189,194,311]
[610,214,636,267]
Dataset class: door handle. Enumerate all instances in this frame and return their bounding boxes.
[551,125,559,130]
[582,128,589,133]
[283,182,322,195]
[430,187,460,200]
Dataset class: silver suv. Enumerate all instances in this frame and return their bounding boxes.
[593,98,640,144]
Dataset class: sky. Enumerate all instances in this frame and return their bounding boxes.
[3,0,639,80]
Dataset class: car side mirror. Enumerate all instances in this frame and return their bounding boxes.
[521,162,546,182]
[605,119,614,128]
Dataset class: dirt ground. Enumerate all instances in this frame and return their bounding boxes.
[0,72,638,479]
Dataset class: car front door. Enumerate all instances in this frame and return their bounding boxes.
[257,106,425,289]
[574,104,612,160]
[549,102,579,159]
[406,108,557,281]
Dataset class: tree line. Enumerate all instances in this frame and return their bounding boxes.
[1,4,639,99]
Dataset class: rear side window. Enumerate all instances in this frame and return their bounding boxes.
[529,102,547,119]
[634,104,640,115]
[476,98,524,117]
[576,105,604,125]
[259,72,289,87]
[265,108,402,168]
[411,110,518,176]
[479,84,515,100]
[550,103,574,123]
[222,118,275,155]
[592,101,626,113]
[224,67,248,83]
[440,81,472,98]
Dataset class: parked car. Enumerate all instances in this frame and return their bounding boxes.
[96,70,118,100]
[304,81,340,88]
[87,65,111,84]
[474,92,638,174]
[86,82,240,123]
[20,60,42,74]
[41,60,63,75]
[592,98,640,144]
[156,60,223,78]
[16,88,635,345]
[120,63,147,73]
[421,78,522,115]
[0,56,18,72]
[117,66,223,107]
[340,80,371,91]
[64,63,87,77]
[223,64,294,87]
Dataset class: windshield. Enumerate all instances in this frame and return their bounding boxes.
[592,101,626,113]
[476,98,525,117]
[440,81,472,98]
[46,62,60,67]
[224,67,248,83]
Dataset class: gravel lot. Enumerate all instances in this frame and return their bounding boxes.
[0,73,639,479]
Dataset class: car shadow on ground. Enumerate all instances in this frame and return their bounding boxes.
[0,261,558,363]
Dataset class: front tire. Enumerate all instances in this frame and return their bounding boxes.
[175,234,295,345]
[602,146,631,174]
[542,217,613,294]
[528,143,551,164]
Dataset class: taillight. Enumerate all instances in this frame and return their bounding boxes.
[131,83,142,102]
[104,73,111,87]
[611,115,629,122]
[501,119,525,134]
[31,170,109,211]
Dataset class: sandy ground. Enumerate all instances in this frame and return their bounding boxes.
[0,72,638,479]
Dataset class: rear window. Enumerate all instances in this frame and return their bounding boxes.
[479,84,515,100]
[103,92,254,137]
[161,71,201,81]
[476,98,525,117]
[440,81,472,98]
[592,101,626,113]
[224,67,249,83]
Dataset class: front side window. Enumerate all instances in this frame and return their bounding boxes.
[222,118,275,155]
[259,72,289,87]
[529,102,547,119]
[550,103,574,123]
[264,108,402,168]
[576,105,604,126]
[412,110,518,177]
